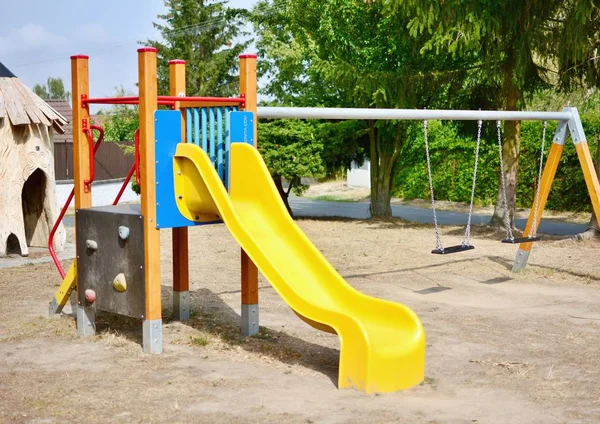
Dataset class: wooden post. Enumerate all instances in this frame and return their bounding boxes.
[239,54,259,336]
[169,59,190,320]
[138,47,162,353]
[71,54,95,336]
[513,122,567,272]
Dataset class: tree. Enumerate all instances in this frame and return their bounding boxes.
[258,119,325,216]
[33,77,70,101]
[253,0,461,217]
[388,0,563,228]
[101,87,138,151]
[145,0,251,96]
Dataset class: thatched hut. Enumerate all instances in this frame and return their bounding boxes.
[0,62,67,257]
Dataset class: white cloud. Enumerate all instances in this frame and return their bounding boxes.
[0,24,67,55]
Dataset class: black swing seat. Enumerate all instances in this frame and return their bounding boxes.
[431,244,475,255]
[501,236,541,244]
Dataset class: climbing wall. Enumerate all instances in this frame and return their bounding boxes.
[75,204,145,318]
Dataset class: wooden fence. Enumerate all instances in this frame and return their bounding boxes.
[53,141,134,181]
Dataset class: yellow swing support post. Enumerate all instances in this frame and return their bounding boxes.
[513,108,600,272]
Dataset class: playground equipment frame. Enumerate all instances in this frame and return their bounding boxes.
[257,106,600,273]
[49,49,259,352]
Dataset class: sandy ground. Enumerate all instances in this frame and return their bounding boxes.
[1,216,600,423]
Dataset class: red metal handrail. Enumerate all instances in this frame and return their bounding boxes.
[113,163,136,206]
[81,95,245,107]
[48,125,104,279]
[114,129,140,205]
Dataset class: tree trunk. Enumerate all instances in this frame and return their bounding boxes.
[273,175,294,218]
[368,122,393,218]
[490,71,521,229]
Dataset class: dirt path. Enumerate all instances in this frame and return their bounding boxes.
[1,219,599,423]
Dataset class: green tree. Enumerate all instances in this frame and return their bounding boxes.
[101,86,138,150]
[100,86,139,193]
[33,77,70,101]
[259,119,325,216]
[145,0,251,96]
[253,0,460,217]
[386,0,567,228]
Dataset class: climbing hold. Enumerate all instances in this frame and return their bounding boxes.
[86,240,98,251]
[118,226,130,240]
[113,273,127,292]
[84,289,96,303]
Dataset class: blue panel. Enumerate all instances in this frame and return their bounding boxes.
[209,107,216,165]
[193,108,200,147]
[201,108,207,151]
[217,107,224,181]
[154,110,221,229]
[229,111,255,145]
[186,109,192,144]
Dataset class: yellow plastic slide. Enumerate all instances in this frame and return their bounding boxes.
[173,142,425,393]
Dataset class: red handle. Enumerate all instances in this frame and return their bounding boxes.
[49,124,105,278]
[82,125,104,193]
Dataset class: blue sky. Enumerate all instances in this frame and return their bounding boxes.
[0,0,258,103]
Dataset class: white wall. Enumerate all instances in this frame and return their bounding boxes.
[347,160,371,188]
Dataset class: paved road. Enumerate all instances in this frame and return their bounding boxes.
[61,189,588,236]
[289,196,588,236]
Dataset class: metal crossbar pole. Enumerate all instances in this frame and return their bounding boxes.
[257,107,572,122]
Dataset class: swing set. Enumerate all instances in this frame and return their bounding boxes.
[257,106,600,272]
[423,118,545,255]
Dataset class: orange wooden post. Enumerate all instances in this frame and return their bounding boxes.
[239,54,259,336]
[138,47,162,353]
[71,54,95,336]
[513,120,568,272]
[169,59,190,320]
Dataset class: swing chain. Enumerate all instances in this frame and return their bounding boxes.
[424,120,444,252]
[530,121,547,237]
[463,120,482,247]
[497,121,514,241]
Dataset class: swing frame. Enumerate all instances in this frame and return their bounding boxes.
[256,106,600,272]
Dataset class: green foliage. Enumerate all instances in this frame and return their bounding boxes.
[33,77,70,101]
[252,0,462,216]
[394,110,600,213]
[98,87,139,194]
[396,121,499,205]
[99,87,138,154]
[258,119,325,196]
[145,0,251,96]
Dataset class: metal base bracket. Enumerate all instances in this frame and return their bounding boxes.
[241,303,259,336]
[512,248,532,273]
[77,305,96,337]
[143,319,163,354]
[48,298,60,317]
[173,291,190,321]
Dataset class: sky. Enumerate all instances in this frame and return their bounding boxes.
[0,0,259,105]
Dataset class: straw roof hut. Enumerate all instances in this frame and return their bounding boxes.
[0,61,67,256]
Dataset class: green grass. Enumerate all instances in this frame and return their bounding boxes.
[307,195,364,203]
[189,335,209,347]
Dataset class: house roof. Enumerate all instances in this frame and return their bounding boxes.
[45,100,72,143]
[0,61,67,133]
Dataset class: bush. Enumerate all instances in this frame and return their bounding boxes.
[394,111,600,212]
